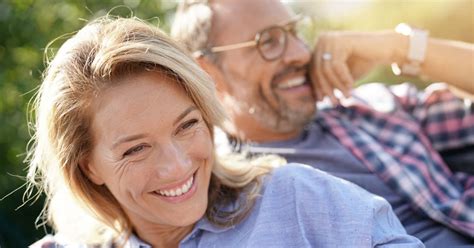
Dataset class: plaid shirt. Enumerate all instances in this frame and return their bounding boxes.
[316,83,474,237]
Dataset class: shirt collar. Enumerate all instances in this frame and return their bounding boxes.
[125,217,234,247]
[194,216,234,233]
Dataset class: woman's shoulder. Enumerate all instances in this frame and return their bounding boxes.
[268,162,362,190]
[270,162,332,179]
[264,163,385,210]
[216,163,401,246]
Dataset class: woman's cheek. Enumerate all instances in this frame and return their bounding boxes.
[187,127,213,160]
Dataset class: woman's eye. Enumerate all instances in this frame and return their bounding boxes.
[178,119,199,133]
[124,145,146,157]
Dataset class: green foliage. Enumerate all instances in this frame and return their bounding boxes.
[0,0,175,246]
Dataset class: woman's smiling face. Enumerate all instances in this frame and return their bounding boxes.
[83,70,214,228]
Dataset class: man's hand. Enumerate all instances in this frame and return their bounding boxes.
[310,31,404,103]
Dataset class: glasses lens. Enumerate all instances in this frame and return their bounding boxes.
[257,27,286,61]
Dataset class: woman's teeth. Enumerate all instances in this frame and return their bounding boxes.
[277,76,306,89]
[156,175,194,197]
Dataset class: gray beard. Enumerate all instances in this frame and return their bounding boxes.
[250,91,315,133]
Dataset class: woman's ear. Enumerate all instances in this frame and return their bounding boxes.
[196,57,229,95]
[79,158,105,185]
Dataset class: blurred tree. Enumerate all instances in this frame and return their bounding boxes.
[0,0,176,246]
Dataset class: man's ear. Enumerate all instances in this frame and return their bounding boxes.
[79,158,105,186]
[196,57,229,94]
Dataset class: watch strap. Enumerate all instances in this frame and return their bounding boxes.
[392,23,429,76]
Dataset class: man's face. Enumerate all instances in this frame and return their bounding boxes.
[211,0,315,142]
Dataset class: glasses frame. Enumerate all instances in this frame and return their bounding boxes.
[193,14,305,61]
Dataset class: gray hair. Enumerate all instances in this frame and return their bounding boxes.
[171,0,216,61]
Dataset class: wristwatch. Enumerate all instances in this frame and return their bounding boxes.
[391,23,429,76]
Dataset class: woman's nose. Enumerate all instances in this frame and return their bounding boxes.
[154,142,192,178]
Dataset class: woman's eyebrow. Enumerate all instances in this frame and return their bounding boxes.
[112,133,148,150]
[111,106,198,150]
[173,106,198,125]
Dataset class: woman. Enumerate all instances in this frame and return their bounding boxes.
[27,17,423,247]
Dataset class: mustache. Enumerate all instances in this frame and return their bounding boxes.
[271,64,309,88]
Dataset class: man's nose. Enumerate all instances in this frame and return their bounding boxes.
[282,35,311,67]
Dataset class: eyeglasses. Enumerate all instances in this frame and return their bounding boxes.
[193,14,306,61]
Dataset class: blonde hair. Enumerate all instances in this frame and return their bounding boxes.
[26,16,283,244]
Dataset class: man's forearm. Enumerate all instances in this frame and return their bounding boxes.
[393,34,474,93]
[422,38,474,94]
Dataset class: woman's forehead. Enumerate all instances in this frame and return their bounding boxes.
[90,71,197,140]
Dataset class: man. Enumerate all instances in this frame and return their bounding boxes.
[171,0,474,245]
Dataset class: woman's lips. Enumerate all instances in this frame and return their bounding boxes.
[152,171,198,203]
[156,175,194,197]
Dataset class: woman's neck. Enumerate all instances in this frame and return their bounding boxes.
[125,209,196,247]
[134,224,194,248]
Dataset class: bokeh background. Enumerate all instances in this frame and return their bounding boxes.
[0,0,472,246]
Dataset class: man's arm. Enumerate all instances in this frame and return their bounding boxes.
[421,38,473,93]
[309,30,474,102]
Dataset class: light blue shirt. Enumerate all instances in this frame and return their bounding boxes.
[128,164,423,247]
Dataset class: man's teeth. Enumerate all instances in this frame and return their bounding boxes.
[277,76,306,89]
[156,175,194,197]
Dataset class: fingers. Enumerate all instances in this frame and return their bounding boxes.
[311,35,339,104]
[311,40,337,103]
[313,37,341,104]
[317,63,339,104]
[310,32,355,104]
[332,61,355,96]
[310,42,323,101]
[323,61,349,97]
